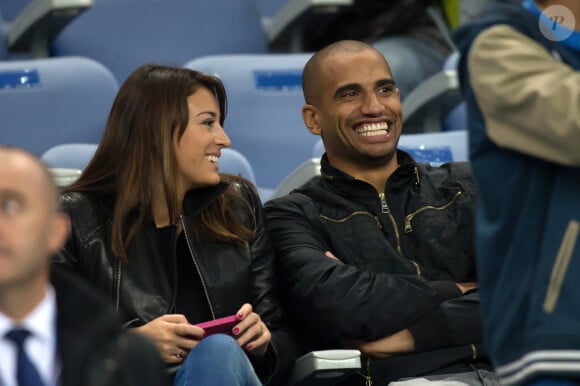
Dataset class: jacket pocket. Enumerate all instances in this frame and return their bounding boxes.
[543,219,579,314]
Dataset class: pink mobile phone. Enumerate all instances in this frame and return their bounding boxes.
[195,315,239,337]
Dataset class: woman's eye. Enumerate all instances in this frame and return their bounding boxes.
[203,120,215,128]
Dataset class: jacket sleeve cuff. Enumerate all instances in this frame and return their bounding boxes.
[252,344,277,383]
[428,281,462,302]
[408,308,453,352]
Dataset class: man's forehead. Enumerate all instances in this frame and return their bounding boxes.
[0,153,52,199]
[323,50,392,76]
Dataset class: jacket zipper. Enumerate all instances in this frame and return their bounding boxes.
[180,214,216,319]
[356,357,373,385]
[379,193,421,276]
[543,219,579,313]
[115,260,122,312]
[404,191,463,233]
[320,211,382,229]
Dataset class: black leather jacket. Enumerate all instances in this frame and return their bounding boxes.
[54,180,298,385]
[265,151,489,381]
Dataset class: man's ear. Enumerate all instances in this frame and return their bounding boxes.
[302,104,322,136]
[48,213,71,255]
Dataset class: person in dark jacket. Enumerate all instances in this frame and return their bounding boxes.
[0,146,167,386]
[453,1,580,385]
[264,40,498,385]
[53,64,299,386]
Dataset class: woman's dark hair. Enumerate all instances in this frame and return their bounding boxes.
[63,64,254,263]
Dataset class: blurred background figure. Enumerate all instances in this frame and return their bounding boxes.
[454,0,580,385]
[0,146,167,386]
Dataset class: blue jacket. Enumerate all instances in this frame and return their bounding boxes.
[454,2,580,384]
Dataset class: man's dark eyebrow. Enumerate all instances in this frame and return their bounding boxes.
[333,79,396,99]
[333,83,362,99]
[376,79,396,88]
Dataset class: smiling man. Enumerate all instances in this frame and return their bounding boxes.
[264,40,498,385]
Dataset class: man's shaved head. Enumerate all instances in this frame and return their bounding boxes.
[302,40,392,105]
[0,146,60,212]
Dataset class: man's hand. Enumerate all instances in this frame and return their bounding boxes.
[325,250,344,263]
[456,282,478,294]
[339,329,415,358]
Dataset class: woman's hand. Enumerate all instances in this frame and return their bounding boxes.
[232,303,271,358]
[133,314,205,364]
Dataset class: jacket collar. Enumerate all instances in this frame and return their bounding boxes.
[182,181,229,217]
[318,150,420,199]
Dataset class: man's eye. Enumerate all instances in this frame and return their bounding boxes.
[342,91,357,98]
[1,199,21,215]
[379,86,395,94]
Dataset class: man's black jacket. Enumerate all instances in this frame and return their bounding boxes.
[264,151,489,381]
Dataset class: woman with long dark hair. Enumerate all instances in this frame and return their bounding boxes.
[54,64,298,385]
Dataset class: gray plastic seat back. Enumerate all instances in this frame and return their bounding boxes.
[0,56,118,156]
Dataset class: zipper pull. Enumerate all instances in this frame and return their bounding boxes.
[365,375,373,386]
[379,193,390,213]
[356,372,373,386]
[404,215,412,233]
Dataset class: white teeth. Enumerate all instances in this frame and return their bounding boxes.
[206,155,218,163]
[355,122,389,136]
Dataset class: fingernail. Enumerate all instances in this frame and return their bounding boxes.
[237,312,243,319]
[246,344,253,350]
[232,327,239,334]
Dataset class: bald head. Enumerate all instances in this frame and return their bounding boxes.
[302,40,392,105]
[0,146,70,319]
[0,146,60,212]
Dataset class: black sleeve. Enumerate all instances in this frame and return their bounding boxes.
[264,194,460,344]
[409,290,483,351]
[237,182,301,385]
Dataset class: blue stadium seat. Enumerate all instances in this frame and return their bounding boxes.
[219,148,257,186]
[401,50,465,133]
[252,0,287,29]
[51,0,268,83]
[442,102,467,132]
[41,143,262,194]
[41,143,96,188]
[0,56,118,156]
[397,130,468,165]
[184,53,316,194]
[41,143,97,170]
[440,52,466,132]
[0,0,28,21]
[0,8,7,59]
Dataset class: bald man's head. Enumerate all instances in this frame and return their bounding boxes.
[0,146,70,320]
[302,40,392,106]
[0,146,60,212]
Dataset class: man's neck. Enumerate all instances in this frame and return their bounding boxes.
[0,281,47,322]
